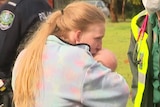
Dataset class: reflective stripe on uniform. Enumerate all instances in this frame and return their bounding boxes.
[138,72,146,84]
[8,2,17,7]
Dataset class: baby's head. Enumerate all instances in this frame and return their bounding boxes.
[94,49,117,71]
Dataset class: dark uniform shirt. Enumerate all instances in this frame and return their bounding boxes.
[0,0,52,78]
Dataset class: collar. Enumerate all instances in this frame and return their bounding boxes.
[149,13,160,33]
[46,35,91,51]
[149,13,157,27]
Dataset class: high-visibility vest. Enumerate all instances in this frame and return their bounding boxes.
[131,10,149,107]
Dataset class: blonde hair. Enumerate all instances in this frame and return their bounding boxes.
[13,1,105,107]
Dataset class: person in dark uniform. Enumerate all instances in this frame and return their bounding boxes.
[0,0,52,106]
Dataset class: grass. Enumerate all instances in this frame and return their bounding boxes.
[103,19,134,107]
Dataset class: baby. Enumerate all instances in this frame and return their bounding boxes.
[94,49,117,72]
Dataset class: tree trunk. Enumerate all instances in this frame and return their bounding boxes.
[53,0,65,9]
[110,0,118,22]
[121,0,126,21]
[48,0,53,8]
[53,0,76,10]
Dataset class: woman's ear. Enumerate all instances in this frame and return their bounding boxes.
[75,30,82,43]
[67,30,82,44]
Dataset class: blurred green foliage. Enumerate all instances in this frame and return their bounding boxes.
[125,1,144,18]
[117,0,144,19]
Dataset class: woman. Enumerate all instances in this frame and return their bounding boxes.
[12,1,129,107]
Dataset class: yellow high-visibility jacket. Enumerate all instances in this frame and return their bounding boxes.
[128,10,154,107]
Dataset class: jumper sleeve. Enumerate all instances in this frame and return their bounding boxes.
[82,61,130,107]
